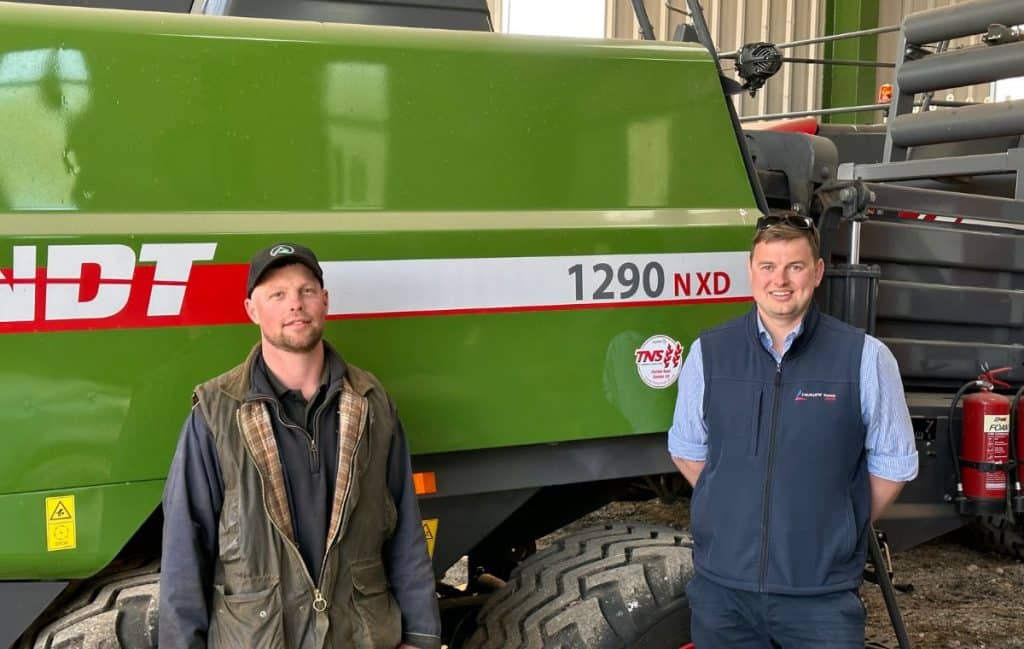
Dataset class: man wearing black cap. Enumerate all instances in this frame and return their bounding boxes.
[159,243,441,649]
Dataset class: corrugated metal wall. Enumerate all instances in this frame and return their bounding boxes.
[488,0,1005,118]
[606,0,828,119]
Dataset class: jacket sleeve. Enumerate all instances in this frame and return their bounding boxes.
[383,416,442,649]
[158,407,224,649]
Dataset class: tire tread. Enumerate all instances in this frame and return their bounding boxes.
[464,523,693,649]
[23,562,159,649]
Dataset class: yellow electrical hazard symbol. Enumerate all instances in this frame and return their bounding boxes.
[45,496,77,552]
[421,518,438,558]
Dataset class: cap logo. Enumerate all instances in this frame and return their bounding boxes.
[270,245,294,257]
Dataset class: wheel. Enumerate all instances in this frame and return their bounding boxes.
[464,523,693,649]
[969,514,1024,560]
[19,562,159,649]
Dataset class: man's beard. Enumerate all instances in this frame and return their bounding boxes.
[265,324,324,354]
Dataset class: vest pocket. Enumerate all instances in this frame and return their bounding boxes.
[748,387,764,456]
[722,386,763,457]
[208,583,284,649]
[688,467,713,563]
[351,558,402,649]
[841,490,857,559]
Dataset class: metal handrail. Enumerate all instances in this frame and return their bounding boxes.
[719,25,900,57]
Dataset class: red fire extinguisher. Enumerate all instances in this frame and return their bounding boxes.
[950,367,1012,514]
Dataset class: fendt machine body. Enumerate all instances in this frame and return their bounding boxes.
[0,1,761,646]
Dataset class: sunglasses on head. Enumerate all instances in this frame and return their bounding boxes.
[755,214,816,231]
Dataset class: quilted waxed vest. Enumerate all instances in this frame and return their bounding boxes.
[194,347,401,648]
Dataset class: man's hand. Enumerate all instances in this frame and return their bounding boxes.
[870,474,906,522]
[671,456,705,488]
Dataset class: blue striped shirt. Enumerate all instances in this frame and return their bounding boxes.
[667,315,919,482]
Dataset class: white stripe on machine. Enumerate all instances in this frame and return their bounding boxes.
[323,251,751,316]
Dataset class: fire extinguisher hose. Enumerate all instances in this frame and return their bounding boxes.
[947,379,992,496]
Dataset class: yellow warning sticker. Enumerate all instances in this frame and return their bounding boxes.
[421,518,438,558]
[45,496,77,552]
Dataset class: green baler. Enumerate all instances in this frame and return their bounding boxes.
[0,3,762,646]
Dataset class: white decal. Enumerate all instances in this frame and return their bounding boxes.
[45,244,135,320]
[139,243,217,316]
[0,246,35,322]
[634,334,684,389]
[0,243,217,323]
[323,251,750,316]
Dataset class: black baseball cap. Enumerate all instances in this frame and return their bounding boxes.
[246,243,324,297]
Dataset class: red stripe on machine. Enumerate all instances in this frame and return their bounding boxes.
[0,264,249,334]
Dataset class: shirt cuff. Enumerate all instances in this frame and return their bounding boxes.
[868,450,919,482]
[668,439,708,462]
[402,632,442,649]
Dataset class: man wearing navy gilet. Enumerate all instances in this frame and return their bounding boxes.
[668,215,918,648]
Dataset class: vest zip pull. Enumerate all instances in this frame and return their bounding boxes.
[759,362,783,592]
[312,588,328,612]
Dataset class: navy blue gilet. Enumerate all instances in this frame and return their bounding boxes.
[691,304,868,595]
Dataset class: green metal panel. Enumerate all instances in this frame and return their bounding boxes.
[0,482,163,580]
[822,0,880,124]
[0,4,758,577]
[0,4,751,212]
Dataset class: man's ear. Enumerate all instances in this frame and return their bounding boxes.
[244,297,259,325]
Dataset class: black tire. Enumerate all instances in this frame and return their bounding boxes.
[464,523,693,649]
[969,514,1024,560]
[20,562,159,649]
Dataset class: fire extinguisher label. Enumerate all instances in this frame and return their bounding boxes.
[983,414,1010,434]
[983,414,1010,491]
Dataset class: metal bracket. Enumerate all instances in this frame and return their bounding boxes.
[815,180,874,221]
[814,180,874,262]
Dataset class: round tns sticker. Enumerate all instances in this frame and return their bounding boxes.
[634,335,684,389]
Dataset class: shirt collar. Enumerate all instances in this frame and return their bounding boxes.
[263,348,331,403]
[755,311,805,357]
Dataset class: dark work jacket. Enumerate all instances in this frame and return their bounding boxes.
[159,344,441,649]
[690,305,868,595]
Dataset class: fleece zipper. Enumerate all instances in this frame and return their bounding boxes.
[758,362,782,592]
